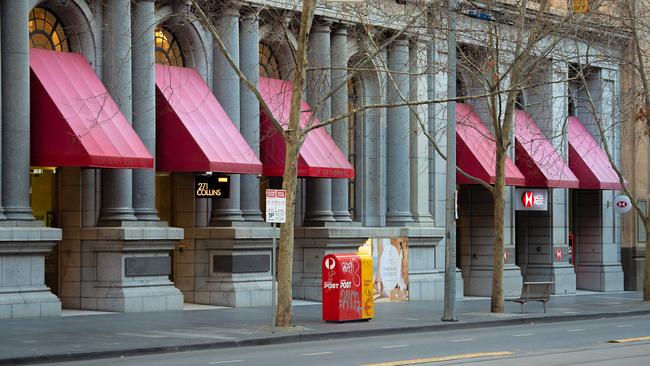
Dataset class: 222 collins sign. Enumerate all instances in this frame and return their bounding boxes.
[514,188,548,211]
[195,175,230,199]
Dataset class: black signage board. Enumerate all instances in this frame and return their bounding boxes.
[195,175,230,199]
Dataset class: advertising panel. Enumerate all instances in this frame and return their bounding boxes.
[370,238,409,302]
[514,188,548,211]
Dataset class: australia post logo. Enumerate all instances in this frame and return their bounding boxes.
[522,191,545,208]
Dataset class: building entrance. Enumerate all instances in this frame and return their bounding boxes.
[30,167,58,295]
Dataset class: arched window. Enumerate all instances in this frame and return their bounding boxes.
[155,27,184,67]
[259,43,281,79]
[29,7,69,52]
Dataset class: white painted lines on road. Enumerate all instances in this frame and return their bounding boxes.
[450,338,475,342]
[513,333,533,337]
[301,351,333,356]
[381,345,408,349]
[208,360,244,365]
[567,329,587,332]
[616,324,633,328]
[608,336,650,343]
[361,351,514,366]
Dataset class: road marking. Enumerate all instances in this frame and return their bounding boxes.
[608,336,650,343]
[513,333,533,337]
[208,361,244,365]
[567,329,586,332]
[382,345,408,349]
[451,338,475,342]
[361,351,514,366]
[301,352,333,356]
[616,324,633,328]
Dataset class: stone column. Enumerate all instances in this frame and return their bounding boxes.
[99,0,137,224]
[0,8,5,220]
[131,0,159,221]
[239,11,263,222]
[304,21,335,225]
[1,0,31,220]
[211,6,244,225]
[330,24,352,222]
[409,40,433,224]
[386,39,413,225]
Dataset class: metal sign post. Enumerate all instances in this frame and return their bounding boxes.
[265,189,286,330]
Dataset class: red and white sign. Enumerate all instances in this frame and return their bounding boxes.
[523,191,535,208]
[265,189,287,223]
[614,195,633,214]
[515,188,548,211]
[555,248,563,260]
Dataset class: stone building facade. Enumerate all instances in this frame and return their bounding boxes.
[0,0,634,318]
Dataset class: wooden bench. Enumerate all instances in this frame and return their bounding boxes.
[507,281,554,313]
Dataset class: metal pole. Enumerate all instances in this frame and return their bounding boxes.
[442,0,458,322]
[271,223,276,330]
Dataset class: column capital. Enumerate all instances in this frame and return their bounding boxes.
[332,23,349,37]
[312,18,332,34]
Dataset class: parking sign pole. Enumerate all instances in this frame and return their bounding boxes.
[271,222,276,330]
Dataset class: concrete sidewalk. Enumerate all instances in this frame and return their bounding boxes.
[1,291,649,365]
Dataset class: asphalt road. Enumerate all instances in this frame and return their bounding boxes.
[42,315,650,366]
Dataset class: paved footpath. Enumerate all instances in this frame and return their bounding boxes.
[1,292,648,365]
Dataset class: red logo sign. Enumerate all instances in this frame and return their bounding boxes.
[555,248,563,260]
[616,201,628,208]
[522,191,535,208]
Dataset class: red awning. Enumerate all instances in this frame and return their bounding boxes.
[30,48,153,168]
[456,103,525,186]
[155,64,262,174]
[258,77,354,179]
[568,117,624,189]
[515,110,579,188]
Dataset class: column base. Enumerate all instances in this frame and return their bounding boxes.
[332,210,353,222]
[2,206,35,221]
[386,211,414,226]
[134,208,160,221]
[0,225,62,318]
[98,208,137,225]
[463,264,523,297]
[79,226,184,312]
[576,263,625,291]
[241,209,264,222]
[303,210,336,226]
[210,209,245,226]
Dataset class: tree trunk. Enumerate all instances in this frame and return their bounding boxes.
[276,139,300,326]
[491,145,506,313]
[275,0,316,327]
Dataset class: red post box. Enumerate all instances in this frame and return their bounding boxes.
[322,253,373,322]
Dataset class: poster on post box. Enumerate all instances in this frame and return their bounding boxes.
[370,238,409,301]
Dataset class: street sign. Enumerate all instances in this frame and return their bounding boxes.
[265,189,287,223]
[614,195,633,214]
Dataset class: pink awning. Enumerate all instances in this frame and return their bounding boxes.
[568,117,624,189]
[515,110,579,188]
[258,77,354,179]
[30,48,153,168]
[155,64,262,174]
[456,103,526,186]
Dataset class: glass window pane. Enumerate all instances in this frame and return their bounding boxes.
[29,8,67,53]
[638,200,647,243]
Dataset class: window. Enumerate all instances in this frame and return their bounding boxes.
[29,7,69,52]
[259,43,281,79]
[638,200,647,243]
[155,27,184,67]
[348,78,359,220]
